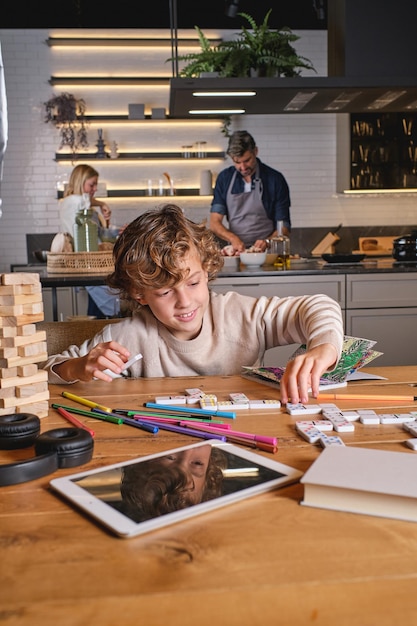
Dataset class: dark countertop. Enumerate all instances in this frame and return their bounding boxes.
[217,258,417,278]
[11,258,417,286]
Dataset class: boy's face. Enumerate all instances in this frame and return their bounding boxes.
[136,252,210,341]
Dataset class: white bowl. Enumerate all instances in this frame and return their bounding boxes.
[239,251,267,267]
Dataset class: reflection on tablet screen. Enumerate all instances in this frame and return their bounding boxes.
[74,444,285,524]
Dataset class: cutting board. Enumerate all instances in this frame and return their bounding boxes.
[353,236,398,256]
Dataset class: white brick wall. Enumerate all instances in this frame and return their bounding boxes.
[0,28,416,273]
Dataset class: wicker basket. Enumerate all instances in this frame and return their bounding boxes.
[47,251,114,274]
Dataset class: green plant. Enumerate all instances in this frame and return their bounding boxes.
[43,92,88,153]
[168,10,316,79]
[220,116,232,138]
[169,26,231,77]
[225,10,316,77]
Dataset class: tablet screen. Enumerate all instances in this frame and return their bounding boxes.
[50,441,303,537]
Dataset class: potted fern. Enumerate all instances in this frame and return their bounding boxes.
[44,92,88,153]
[169,10,316,79]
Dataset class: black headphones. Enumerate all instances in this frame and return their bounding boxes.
[0,413,94,486]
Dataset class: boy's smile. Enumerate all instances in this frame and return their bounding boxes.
[136,253,209,341]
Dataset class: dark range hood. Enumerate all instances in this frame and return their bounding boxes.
[169,0,417,117]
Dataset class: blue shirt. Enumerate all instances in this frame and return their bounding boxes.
[210,158,291,231]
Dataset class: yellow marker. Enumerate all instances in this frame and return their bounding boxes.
[62,391,113,413]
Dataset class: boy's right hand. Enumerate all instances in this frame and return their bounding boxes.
[54,341,131,382]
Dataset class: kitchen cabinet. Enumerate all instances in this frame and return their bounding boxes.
[42,287,89,322]
[350,112,417,190]
[346,273,417,366]
[212,274,345,366]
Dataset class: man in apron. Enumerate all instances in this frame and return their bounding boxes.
[210,130,291,254]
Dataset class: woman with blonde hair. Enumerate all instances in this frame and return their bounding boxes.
[60,163,111,235]
[59,163,119,318]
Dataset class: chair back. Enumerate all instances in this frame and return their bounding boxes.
[37,318,121,356]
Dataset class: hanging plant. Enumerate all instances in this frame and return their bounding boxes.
[43,92,88,153]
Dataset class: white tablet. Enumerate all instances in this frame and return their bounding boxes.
[50,441,303,538]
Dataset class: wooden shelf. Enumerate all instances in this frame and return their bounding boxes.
[57,189,207,198]
[54,115,224,123]
[46,37,221,48]
[55,152,225,161]
[49,76,169,86]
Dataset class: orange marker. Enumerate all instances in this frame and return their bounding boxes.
[317,393,417,402]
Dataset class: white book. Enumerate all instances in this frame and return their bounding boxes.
[300,446,417,523]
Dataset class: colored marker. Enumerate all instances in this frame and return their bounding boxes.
[137,419,227,441]
[54,406,95,437]
[115,408,224,423]
[51,403,123,424]
[128,412,227,425]
[120,416,159,434]
[178,422,277,446]
[144,402,236,419]
[62,391,114,413]
[317,393,417,402]
[133,415,231,429]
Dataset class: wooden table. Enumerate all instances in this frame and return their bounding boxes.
[2,366,417,625]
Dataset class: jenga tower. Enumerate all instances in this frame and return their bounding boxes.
[0,273,49,418]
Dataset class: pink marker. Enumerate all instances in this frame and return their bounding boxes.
[179,422,277,446]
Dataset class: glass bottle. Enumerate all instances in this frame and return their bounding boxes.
[270,220,290,269]
[73,208,99,252]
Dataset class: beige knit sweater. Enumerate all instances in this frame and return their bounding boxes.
[44,290,344,384]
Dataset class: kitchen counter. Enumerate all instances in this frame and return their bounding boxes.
[218,257,417,277]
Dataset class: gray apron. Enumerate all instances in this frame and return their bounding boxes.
[225,167,274,247]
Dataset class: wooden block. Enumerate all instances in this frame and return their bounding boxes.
[16,381,48,398]
[0,327,17,338]
[0,367,18,379]
[0,285,23,295]
[0,337,18,348]
[1,273,41,285]
[0,369,48,389]
[0,406,16,415]
[17,400,49,418]
[0,390,50,409]
[0,313,45,327]
[0,346,18,358]
[0,351,48,367]
[18,341,47,357]
[0,305,24,315]
[0,387,17,399]
[22,302,44,315]
[17,324,37,336]
[17,363,38,377]
[22,283,42,294]
[0,331,45,349]
[0,292,43,305]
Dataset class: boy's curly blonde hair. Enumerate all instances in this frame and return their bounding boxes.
[107,204,223,309]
